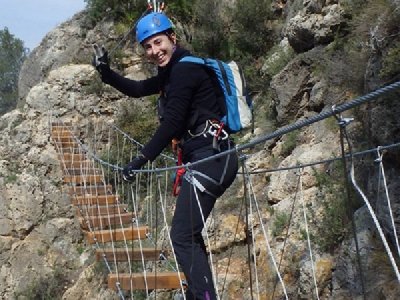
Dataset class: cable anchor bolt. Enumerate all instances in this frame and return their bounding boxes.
[331,105,354,128]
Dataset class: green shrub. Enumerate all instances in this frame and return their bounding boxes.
[311,163,351,252]
[380,40,400,80]
[84,0,195,25]
[272,211,289,237]
[263,44,295,79]
[191,0,229,58]
[84,0,143,22]
[230,0,275,58]
[167,0,195,23]
[5,173,17,184]
[15,267,68,300]
[82,75,105,95]
[281,130,299,157]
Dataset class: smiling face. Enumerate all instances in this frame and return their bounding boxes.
[142,33,177,67]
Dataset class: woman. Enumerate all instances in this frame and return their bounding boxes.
[93,12,238,300]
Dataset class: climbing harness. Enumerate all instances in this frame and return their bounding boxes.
[173,147,186,196]
[186,120,228,140]
[172,120,230,196]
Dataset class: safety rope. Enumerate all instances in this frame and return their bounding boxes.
[47,26,400,297]
[242,163,289,299]
[94,80,400,173]
[333,112,366,300]
[240,158,255,300]
[375,148,400,259]
[155,172,187,298]
[51,103,400,299]
[49,119,127,299]
[219,186,247,299]
[341,123,400,283]
[271,170,301,299]
[187,169,221,300]
[299,171,320,300]
[247,175,261,300]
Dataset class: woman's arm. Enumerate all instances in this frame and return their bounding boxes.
[100,68,161,98]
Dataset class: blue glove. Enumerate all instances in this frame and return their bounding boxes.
[122,155,148,182]
[92,44,110,75]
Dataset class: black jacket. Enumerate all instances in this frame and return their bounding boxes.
[101,47,221,161]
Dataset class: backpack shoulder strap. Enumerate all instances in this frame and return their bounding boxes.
[179,56,205,65]
[179,56,226,126]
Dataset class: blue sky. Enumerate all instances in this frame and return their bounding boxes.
[0,0,86,50]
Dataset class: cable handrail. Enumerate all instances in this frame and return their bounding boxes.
[83,80,400,173]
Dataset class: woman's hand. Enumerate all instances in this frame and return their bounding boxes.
[122,155,148,182]
[92,44,110,75]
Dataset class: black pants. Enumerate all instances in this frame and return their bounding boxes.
[170,141,238,300]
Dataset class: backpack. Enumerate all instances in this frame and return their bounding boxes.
[179,56,253,133]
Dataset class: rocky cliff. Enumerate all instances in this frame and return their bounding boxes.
[1,0,399,299]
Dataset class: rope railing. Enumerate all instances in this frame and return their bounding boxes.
[83,80,400,173]
[49,78,400,299]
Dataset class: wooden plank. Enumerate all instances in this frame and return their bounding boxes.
[59,153,86,161]
[51,128,73,134]
[54,141,79,147]
[63,174,103,184]
[68,184,113,196]
[51,122,72,127]
[52,136,77,143]
[85,226,149,244]
[64,168,101,175]
[80,212,134,229]
[76,204,128,216]
[72,194,118,205]
[56,147,81,154]
[108,272,186,290]
[61,160,93,169]
[96,248,165,262]
[51,131,74,137]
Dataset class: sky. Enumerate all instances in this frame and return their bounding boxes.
[0,0,87,50]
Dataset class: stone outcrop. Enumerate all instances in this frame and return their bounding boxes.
[284,1,347,52]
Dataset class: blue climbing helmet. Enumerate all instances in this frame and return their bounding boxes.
[135,12,174,44]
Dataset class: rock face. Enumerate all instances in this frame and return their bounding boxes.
[18,11,122,103]
[284,1,346,52]
[1,12,137,297]
[2,1,399,299]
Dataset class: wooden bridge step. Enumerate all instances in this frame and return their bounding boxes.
[108,272,185,290]
[64,168,101,175]
[96,248,165,262]
[63,174,104,184]
[51,131,74,138]
[79,212,134,229]
[76,204,128,216]
[54,141,80,148]
[51,122,72,127]
[51,128,73,134]
[51,124,73,130]
[52,136,77,143]
[72,194,118,205]
[59,153,86,161]
[85,226,149,244]
[68,184,113,196]
[61,160,93,169]
[56,147,81,154]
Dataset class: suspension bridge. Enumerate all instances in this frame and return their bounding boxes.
[50,80,400,299]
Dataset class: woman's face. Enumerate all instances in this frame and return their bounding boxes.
[142,33,176,67]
